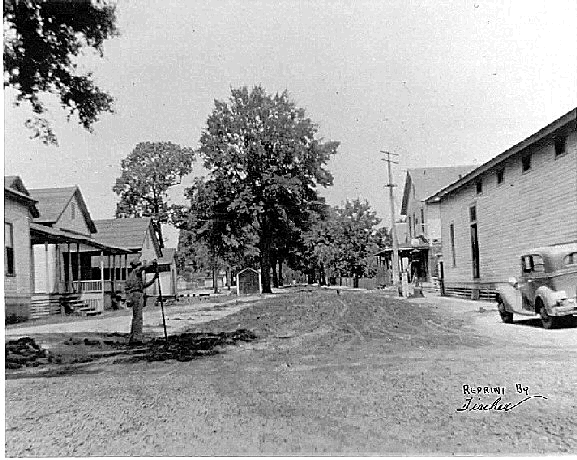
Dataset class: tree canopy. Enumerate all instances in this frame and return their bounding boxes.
[183,85,339,293]
[4,0,118,144]
[307,199,387,284]
[113,141,195,243]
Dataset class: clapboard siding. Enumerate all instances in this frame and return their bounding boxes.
[440,128,577,287]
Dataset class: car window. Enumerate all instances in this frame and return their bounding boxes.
[564,252,577,266]
[532,255,545,273]
[521,256,532,273]
[521,255,545,273]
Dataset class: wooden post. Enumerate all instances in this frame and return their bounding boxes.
[100,251,104,299]
[76,243,81,292]
[44,242,50,294]
[67,242,73,292]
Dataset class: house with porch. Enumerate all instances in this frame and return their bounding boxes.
[4,176,40,321]
[93,217,164,297]
[27,186,132,318]
[425,107,577,300]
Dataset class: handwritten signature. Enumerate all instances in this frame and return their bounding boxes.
[457,395,548,412]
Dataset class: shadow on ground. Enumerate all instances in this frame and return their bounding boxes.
[5,329,257,379]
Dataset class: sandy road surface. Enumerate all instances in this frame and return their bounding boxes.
[5,289,577,456]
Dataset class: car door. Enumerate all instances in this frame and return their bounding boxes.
[520,254,549,311]
[520,255,538,310]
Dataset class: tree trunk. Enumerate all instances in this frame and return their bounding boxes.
[226,267,231,291]
[307,271,315,285]
[129,293,144,344]
[278,257,284,287]
[320,263,326,286]
[272,255,279,288]
[212,264,219,294]
[259,222,273,294]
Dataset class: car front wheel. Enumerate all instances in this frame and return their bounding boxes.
[540,305,556,329]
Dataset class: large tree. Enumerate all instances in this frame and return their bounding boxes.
[4,0,118,144]
[194,86,339,293]
[113,141,195,244]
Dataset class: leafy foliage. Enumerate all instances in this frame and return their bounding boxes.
[113,141,195,242]
[307,199,388,280]
[181,85,339,293]
[4,0,118,144]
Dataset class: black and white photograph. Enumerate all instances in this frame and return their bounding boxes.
[3,0,577,456]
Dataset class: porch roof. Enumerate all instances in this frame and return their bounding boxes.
[374,243,430,257]
[30,223,131,254]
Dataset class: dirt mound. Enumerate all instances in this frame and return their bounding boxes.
[193,289,483,350]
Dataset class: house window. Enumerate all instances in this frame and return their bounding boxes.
[522,154,532,172]
[475,180,482,195]
[469,205,477,223]
[5,222,15,276]
[71,203,75,219]
[496,168,505,185]
[450,223,456,268]
[420,208,425,234]
[555,136,567,158]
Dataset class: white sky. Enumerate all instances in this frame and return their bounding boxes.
[4,0,577,243]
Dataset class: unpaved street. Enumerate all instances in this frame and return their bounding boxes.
[5,289,577,456]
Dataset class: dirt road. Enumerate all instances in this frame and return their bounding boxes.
[5,289,577,456]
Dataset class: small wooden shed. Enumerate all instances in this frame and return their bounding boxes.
[236,268,261,295]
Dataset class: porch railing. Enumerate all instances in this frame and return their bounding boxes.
[73,280,103,292]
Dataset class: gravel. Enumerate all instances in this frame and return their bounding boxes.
[5,289,577,455]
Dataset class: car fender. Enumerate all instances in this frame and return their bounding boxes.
[535,286,567,310]
[497,284,521,312]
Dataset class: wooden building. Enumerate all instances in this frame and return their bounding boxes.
[399,166,474,282]
[156,247,178,298]
[4,177,40,320]
[426,108,577,299]
[26,186,131,318]
[93,217,163,297]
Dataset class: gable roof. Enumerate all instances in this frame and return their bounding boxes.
[5,176,30,195]
[426,107,577,203]
[29,186,97,233]
[401,166,475,215]
[93,218,158,252]
[4,176,40,217]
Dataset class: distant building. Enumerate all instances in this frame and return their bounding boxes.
[399,166,475,281]
[426,107,577,299]
[4,176,39,320]
[93,218,163,297]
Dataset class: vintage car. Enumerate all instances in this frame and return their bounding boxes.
[496,242,577,329]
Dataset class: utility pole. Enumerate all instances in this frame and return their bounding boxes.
[381,150,401,295]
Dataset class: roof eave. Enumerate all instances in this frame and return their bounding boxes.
[425,107,577,203]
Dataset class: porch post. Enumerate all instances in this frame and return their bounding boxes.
[76,243,81,292]
[100,251,105,298]
[124,254,128,281]
[111,253,116,295]
[44,242,50,294]
[67,242,73,292]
